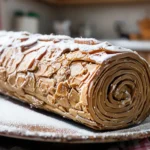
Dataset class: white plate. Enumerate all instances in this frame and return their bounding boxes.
[0,94,150,143]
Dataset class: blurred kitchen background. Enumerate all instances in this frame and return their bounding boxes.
[1,0,150,62]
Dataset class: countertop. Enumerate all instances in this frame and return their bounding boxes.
[102,39,150,51]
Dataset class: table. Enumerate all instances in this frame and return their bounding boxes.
[0,136,150,150]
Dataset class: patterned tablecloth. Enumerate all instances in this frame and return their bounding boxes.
[0,136,150,150]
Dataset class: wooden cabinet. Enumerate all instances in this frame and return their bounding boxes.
[39,0,150,5]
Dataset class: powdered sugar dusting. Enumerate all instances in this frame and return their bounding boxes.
[0,96,75,129]
[89,53,118,63]
[0,95,150,143]
[74,37,99,44]
[0,31,133,64]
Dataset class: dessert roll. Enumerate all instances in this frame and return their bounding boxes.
[0,31,150,130]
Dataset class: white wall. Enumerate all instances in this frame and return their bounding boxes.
[1,0,56,34]
[57,4,150,38]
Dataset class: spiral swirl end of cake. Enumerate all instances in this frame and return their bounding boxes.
[88,52,150,130]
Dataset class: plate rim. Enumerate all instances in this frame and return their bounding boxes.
[0,124,150,143]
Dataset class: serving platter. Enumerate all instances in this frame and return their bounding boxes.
[0,94,150,143]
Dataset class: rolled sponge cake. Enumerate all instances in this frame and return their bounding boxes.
[0,31,150,130]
